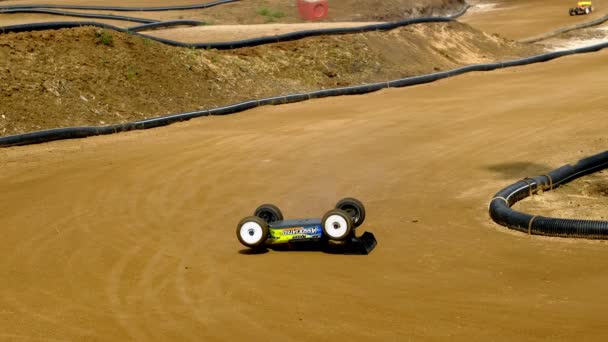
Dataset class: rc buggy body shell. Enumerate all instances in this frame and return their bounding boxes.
[570,1,593,15]
[237,198,377,254]
[267,218,324,243]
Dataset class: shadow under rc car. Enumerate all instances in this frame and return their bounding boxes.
[237,197,377,255]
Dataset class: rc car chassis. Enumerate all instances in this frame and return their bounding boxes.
[237,197,377,255]
[570,1,593,15]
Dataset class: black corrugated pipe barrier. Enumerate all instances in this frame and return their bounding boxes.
[489,151,608,239]
[0,0,240,12]
[0,8,159,24]
[520,14,608,44]
[1,39,607,148]
[0,4,471,48]
[0,3,607,148]
[128,20,206,32]
[0,0,236,25]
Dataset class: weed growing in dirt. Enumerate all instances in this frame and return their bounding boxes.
[201,46,220,64]
[126,66,139,80]
[95,30,114,46]
[183,46,198,57]
[256,7,286,22]
[183,46,201,68]
[143,38,153,46]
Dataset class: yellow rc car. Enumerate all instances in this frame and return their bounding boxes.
[570,1,594,15]
[236,197,377,254]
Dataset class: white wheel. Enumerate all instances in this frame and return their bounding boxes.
[322,209,353,241]
[237,216,268,248]
[240,221,264,244]
[585,7,590,14]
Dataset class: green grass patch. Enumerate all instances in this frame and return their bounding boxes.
[95,30,114,46]
[256,7,286,22]
[126,66,139,80]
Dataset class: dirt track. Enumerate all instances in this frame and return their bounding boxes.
[462,0,608,40]
[2,1,608,341]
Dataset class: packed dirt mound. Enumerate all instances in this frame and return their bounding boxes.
[0,22,540,136]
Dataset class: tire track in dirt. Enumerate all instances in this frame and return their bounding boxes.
[94,133,285,341]
[164,137,306,340]
[1,211,100,338]
[101,143,217,341]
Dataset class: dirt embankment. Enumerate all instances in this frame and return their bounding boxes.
[0,22,541,136]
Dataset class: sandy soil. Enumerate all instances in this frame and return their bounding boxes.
[517,170,608,221]
[2,1,608,341]
[147,22,383,43]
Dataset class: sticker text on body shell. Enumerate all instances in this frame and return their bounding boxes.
[282,227,319,236]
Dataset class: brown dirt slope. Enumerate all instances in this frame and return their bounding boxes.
[0,22,540,137]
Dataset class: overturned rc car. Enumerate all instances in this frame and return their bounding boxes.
[570,1,594,15]
[237,197,377,254]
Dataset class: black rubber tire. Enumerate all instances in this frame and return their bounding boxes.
[335,197,366,228]
[254,204,284,223]
[236,216,269,248]
[321,209,353,241]
[570,9,576,16]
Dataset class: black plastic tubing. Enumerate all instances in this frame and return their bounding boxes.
[0,8,159,24]
[489,151,608,239]
[0,5,471,49]
[0,0,240,12]
[0,3,606,148]
[127,20,206,32]
[0,0,237,25]
[1,39,607,148]
[521,14,608,44]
